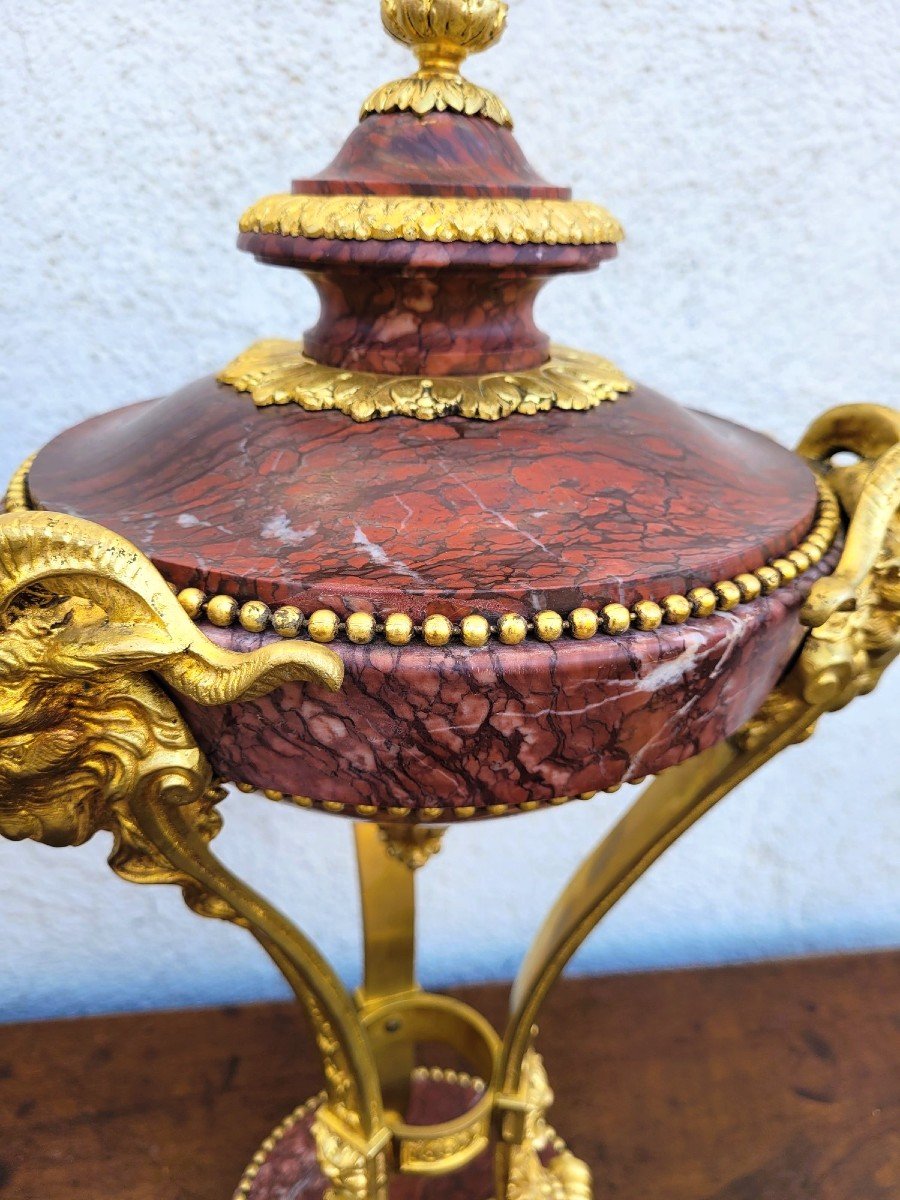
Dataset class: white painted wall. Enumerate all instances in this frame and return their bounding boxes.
[1,0,898,1023]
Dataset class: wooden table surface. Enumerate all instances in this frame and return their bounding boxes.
[1,952,898,1199]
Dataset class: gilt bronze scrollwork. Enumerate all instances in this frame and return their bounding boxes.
[798,405,900,704]
[0,510,392,1200]
[0,511,342,850]
[362,0,513,127]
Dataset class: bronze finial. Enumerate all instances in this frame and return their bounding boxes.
[381,0,508,73]
[362,0,513,126]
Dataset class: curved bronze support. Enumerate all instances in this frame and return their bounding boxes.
[798,404,900,630]
[129,784,390,1192]
[494,693,824,1199]
[799,406,900,706]
[496,401,900,1199]
[0,510,391,1196]
[127,785,382,1124]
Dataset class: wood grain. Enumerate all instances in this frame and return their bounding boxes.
[1,953,898,1199]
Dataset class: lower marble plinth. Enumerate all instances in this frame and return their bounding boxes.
[238,1073,495,1200]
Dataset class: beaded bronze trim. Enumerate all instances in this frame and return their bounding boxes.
[174,477,840,648]
[218,340,634,423]
[3,462,839,649]
[234,1069,495,1199]
[238,194,624,246]
[233,1092,327,1200]
[231,777,644,822]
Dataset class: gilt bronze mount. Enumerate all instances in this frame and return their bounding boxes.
[3,2,897,1198]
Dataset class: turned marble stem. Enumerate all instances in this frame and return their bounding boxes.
[303,266,550,375]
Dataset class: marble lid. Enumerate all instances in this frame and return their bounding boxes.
[28,381,822,626]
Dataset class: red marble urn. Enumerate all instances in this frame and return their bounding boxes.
[21,2,839,826]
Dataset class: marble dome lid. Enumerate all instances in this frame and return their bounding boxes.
[28,384,823,629]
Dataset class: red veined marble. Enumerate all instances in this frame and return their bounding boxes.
[173,547,835,815]
[28,380,818,624]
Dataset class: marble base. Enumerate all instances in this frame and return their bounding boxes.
[238,1073,495,1200]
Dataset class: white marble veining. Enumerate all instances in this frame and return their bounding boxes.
[1,0,898,1022]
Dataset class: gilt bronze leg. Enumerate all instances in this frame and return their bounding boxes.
[355,823,421,1113]
[494,699,824,1199]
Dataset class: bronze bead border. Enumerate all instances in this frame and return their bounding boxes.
[234,1069,494,1199]
[229,776,650,822]
[233,1091,326,1200]
[233,1066,576,1197]
[174,477,840,649]
[3,460,840,648]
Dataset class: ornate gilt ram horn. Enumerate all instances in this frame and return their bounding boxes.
[798,405,900,629]
[797,402,900,464]
[0,510,344,700]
